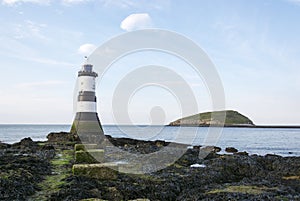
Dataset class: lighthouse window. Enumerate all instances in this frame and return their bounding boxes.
[81,82,83,85]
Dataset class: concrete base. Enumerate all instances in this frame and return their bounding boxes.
[71,112,105,145]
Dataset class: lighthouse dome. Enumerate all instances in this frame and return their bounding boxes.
[82,64,93,72]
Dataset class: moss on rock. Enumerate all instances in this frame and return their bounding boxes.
[74,144,99,152]
[72,163,118,180]
[75,149,105,164]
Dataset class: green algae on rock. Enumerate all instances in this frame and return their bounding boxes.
[72,163,118,180]
[75,149,105,164]
[75,144,99,152]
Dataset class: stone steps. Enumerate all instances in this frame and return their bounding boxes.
[72,143,119,180]
[72,163,118,180]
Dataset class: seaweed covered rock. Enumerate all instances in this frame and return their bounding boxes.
[47,132,80,143]
[0,140,53,200]
[225,147,238,153]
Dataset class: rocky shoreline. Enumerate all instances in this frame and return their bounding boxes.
[0,133,299,201]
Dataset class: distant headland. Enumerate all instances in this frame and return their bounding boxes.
[168,110,300,128]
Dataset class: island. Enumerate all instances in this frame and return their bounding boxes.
[169,110,255,127]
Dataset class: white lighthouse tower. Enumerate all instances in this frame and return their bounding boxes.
[71,62,104,143]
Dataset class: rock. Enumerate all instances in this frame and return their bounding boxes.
[213,146,222,152]
[192,145,201,150]
[38,144,56,159]
[103,186,123,201]
[47,132,80,142]
[75,149,104,164]
[0,142,10,149]
[72,163,118,180]
[235,151,249,156]
[198,146,221,160]
[12,137,37,149]
[201,146,221,153]
[155,140,167,147]
[225,147,238,153]
[75,144,99,151]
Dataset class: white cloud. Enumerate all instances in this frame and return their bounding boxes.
[2,0,50,6]
[120,13,152,31]
[62,0,91,5]
[78,43,97,55]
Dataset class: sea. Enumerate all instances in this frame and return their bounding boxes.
[0,124,299,157]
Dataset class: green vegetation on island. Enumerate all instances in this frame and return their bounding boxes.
[169,110,254,127]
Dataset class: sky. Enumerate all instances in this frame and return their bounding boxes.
[0,0,300,125]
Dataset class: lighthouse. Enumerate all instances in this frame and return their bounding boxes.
[71,62,104,144]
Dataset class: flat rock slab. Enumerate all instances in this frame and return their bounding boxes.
[72,163,118,180]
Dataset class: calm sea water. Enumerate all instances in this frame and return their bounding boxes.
[0,124,299,157]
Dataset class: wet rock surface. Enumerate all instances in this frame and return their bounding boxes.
[1,134,300,200]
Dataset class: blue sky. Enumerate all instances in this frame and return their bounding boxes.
[0,0,300,125]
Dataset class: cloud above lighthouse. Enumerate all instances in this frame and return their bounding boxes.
[120,13,152,31]
[78,43,97,56]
